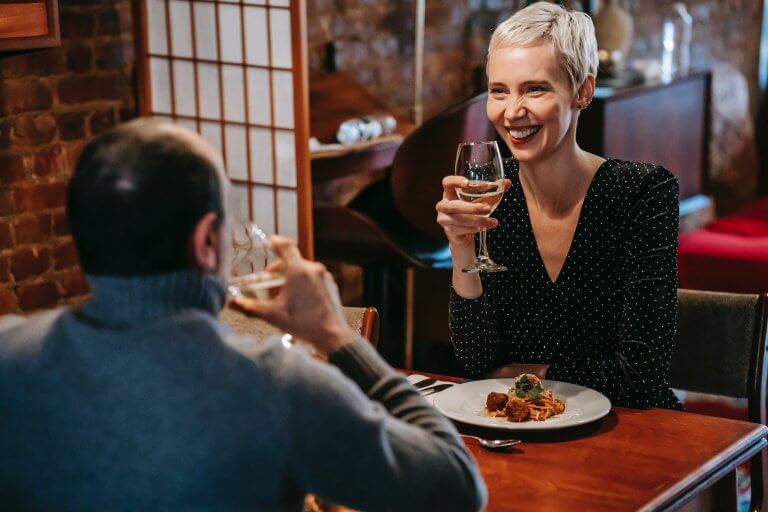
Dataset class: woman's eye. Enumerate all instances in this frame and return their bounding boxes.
[527,85,545,93]
[490,87,505,95]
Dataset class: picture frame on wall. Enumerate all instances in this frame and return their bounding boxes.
[0,0,60,52]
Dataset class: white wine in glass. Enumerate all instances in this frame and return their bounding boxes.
[455,141,507,273]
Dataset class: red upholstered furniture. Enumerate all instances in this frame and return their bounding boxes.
[679,198,768,294]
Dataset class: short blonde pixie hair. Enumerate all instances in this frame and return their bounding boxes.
[488,2,598,90]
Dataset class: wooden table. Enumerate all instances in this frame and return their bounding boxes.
[416,373,767,512]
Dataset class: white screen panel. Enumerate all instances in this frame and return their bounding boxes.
[218,4,243,63]
[229,184,251,224]
[269,8,292,68]
[271,70,294,129]
[251,186,276,235]
[200,121,223,156]
[169,0,193,58]
[246,68,271,126]
[172,60,197,116]
[249,127,273,184]
[277,189,298,241]
[275,130,296,187]
[149,58,172,114]
[269,0,290,7]
[197,63,221,119]
[175,117,197,131]
[221,65,246,122]
[147,0,168,54]
[244,7,269,66]
[224,124,248,181]
[193,2,218,61]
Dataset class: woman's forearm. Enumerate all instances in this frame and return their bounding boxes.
[450,242,483,298]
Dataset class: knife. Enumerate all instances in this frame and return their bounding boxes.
[420,383,454,396]
[411,377,437,389]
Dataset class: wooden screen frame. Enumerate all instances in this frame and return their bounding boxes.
[0,0,60,52]
[132,0,314,258]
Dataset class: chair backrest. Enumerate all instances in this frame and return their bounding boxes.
[390,93,498,241]
[670,289,768,401]
[220,306,380,348]
[670,289,768,512]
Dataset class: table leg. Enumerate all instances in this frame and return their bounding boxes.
[711,469,738,512]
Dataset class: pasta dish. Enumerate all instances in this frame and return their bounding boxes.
[485,374,565,422]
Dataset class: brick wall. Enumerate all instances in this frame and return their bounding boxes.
[308,0,762,116]
[0,0,136,314]
[308,0,763,206]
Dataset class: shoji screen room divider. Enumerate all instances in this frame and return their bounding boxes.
[134,0,313,256]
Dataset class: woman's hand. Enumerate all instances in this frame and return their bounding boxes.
[435,176,510,247]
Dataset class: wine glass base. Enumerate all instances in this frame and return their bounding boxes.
[461,260,507,273]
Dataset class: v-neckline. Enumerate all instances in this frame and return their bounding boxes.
[515,159,610,286]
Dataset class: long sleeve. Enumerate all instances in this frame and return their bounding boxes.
[547,168,682,409]
[282,339,487,512]
[449,287,505,377]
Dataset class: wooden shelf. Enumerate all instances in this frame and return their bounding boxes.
[0,0,60,52]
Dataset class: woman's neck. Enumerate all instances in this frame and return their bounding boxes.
[518,141,605,216]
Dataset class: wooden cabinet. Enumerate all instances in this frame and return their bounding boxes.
[577,72,711,200]
[0,0,60,51]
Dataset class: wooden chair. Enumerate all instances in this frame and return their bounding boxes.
[313,93,497,367]
[669,289,768,512]
[220,306,380,348]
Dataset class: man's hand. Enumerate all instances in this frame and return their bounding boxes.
[230,236,357,355]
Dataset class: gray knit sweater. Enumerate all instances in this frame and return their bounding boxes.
[0,271,485,511]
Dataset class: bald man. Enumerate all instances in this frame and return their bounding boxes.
[0,119,485,512]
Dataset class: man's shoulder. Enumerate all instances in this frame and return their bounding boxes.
[0,308,67,361]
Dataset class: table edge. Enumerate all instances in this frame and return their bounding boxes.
[640,427,767,511]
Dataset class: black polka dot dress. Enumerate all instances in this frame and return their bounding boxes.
[449,158,683,410]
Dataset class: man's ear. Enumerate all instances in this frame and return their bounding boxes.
[189,212,219,272]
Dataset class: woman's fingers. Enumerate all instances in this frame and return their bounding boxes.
[441,175,469,200]
[437,212,498,230]
[436,198,491,216]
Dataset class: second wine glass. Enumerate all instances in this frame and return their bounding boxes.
[455,141,507,273]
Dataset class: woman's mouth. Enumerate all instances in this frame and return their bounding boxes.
[507,125,542,144]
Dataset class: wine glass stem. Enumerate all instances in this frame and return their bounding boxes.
[478,229,491,262]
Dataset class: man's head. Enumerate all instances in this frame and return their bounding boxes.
[67,118,231,279]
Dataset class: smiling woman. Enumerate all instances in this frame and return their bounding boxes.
[435,2,683,410]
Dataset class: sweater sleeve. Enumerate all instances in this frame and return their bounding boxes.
[280,339,487,512]
[449,287,505,377]
[546,168,682,409]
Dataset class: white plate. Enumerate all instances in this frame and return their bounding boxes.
[433,378,612,431]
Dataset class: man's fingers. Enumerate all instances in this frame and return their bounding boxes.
[230,296,280,325]
[269,235,302,263]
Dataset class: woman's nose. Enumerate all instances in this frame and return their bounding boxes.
[504,97,525,120]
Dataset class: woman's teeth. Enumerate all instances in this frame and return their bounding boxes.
[509,126,541,139]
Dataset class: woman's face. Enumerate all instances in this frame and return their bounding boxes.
[486,41,580,163]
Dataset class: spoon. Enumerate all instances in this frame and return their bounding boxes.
[461,435,521,450]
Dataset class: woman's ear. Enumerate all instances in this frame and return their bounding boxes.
[575,73,596,110]
[189,212,220,272]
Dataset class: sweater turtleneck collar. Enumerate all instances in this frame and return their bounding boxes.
[80,271,227,327]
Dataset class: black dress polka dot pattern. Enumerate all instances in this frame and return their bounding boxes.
[449,158,683,410]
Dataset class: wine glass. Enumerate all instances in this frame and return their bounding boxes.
[228,220,297,350]
[455,141,507,273]
[229,220,286,300]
